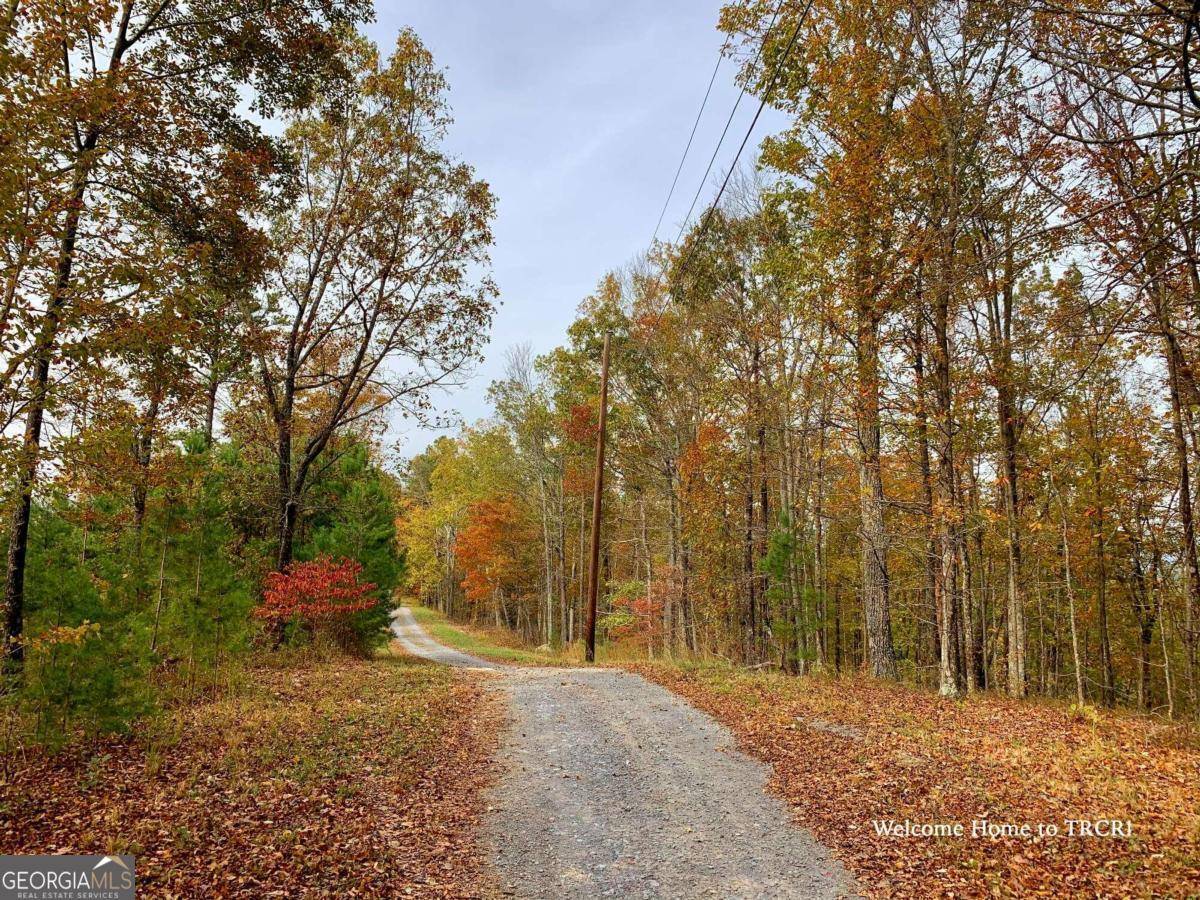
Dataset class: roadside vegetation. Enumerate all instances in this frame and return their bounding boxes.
[408,604,655,667]
[399,0,1200,722]
[2,5,494,747]
[0,652,502,897]
[640,665,1200,898]
[6,0,1200,895]
[2,6,502,894]
[408,606,561,667]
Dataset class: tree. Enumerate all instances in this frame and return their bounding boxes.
[2,0,370,671]
[397,0,1200,720]
[721,0,911,677]
[456,495,537,630]
[256,555,377,653]
[243,31,496,572]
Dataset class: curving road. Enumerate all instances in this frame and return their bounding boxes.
[390,607,856,900]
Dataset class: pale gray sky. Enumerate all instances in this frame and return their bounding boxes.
[368,1,786,456]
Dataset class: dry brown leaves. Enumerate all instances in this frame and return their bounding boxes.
[632,664,1200,899]
[0,654,503,898]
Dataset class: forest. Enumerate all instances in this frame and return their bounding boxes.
[2,0,1200,896]
[0,2,496,738]
[399,0,1200,715]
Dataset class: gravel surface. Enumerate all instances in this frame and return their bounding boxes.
[391,607,501,670]
[392,608,857,900]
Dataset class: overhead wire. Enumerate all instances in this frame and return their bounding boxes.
[671,0,815,286]
[672,0,787,246]
[651,54,723,244]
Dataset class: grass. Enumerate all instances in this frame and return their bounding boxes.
[407,604,567,665]
[405,603,660,667]
[0,649,503,897]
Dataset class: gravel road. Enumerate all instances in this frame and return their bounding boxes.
[391,608,856,900]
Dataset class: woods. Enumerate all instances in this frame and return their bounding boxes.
[0,3,495,737]
[399,0,1200,717]
[3,1,1200,896]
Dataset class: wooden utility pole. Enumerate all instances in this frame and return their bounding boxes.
[585,332,611,663]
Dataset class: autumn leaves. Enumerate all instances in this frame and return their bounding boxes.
[400,0,1200,719]
[0,6,495,732]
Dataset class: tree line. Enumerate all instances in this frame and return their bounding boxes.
[399,0,1200,715]
[0,3,495,737]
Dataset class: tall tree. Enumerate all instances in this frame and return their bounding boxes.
[245,32,496,570]
[2,0,368,669]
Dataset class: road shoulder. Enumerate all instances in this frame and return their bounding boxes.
[1,655,504,897]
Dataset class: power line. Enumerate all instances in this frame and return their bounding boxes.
[651,54,722,244]
[673,0,787,246]
[673,0,814,284]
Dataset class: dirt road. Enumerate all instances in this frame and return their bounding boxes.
[390,608,855,899]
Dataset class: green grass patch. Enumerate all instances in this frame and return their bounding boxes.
[407,605,564,665]
[404,605,737,670]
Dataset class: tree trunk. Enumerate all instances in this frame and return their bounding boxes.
[203,374,220,446]
[743,447,756,664]
[133,394,162,542]
[276,425,297,571]
[1163,327,1200,710]
[999,386,1025,698]
[913,320,940,686]
[274,373,298,571]
[3,168,88,672]
[1,12,134,670]
[855,306,897,679]
[814,408,830,670]
[932,287,963,698]
[758,420,771,660]
[150,540,169,653]
[1058,489,1086,705]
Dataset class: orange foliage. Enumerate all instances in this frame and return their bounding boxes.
[561,402,597,446]
[457,496,535,604]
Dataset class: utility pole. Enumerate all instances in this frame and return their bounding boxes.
[585,332,610,664]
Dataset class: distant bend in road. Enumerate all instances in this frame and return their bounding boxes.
[391,607,858,900]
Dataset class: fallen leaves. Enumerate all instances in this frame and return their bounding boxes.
[633,663,1200,899]
[0,654,503,898]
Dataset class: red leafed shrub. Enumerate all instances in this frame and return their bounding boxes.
[257,556,378,625]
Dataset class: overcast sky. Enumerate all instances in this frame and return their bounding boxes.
[366,1,786,458]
